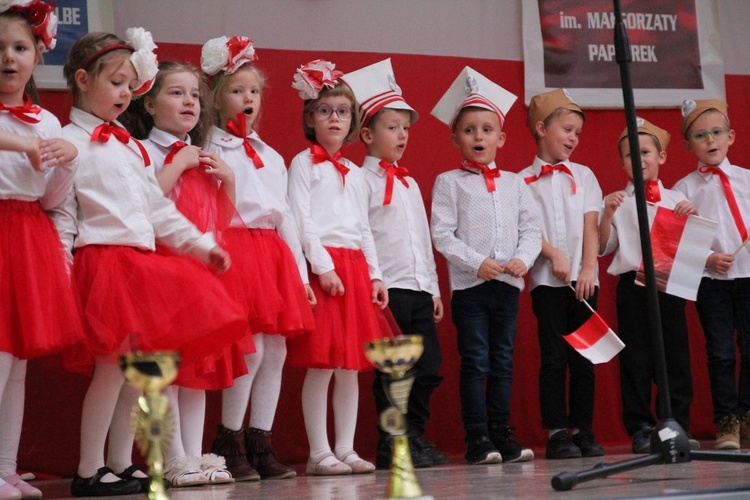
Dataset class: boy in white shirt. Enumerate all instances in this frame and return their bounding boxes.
[342,59,447,469]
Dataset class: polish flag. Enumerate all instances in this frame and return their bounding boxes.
[564,312,624,364]
[635,206,718,301]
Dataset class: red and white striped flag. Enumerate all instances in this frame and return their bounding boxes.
[635,206,718,301]
[564,311,624,364]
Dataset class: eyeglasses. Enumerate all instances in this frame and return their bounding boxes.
[689,127,730,143]
[312,105,353,120]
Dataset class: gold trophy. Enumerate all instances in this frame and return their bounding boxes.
[365,336,432,500]
[119,352,180,500]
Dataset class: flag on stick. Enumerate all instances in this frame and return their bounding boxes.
[563,286,624,364]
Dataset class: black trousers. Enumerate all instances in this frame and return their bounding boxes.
[531,284,597,430]
[373,288,443,436]
[617,272,693,434]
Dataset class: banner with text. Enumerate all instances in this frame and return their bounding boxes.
[522,0,725,107]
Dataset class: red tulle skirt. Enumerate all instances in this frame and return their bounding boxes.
[286,247,394,371]
[64,245,249,387]
[221,228,315,346]
[0,200,84,359]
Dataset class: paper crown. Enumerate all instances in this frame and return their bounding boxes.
[430,66,517,129]
[618,117,671,151]
[201,36,257,76]
[527,88,583,133]
[341,58,417,126]
[681,99,729,136]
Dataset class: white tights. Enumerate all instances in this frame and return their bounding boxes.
[0,352,25,478]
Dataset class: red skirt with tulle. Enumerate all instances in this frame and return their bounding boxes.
[0,200,84,359]
[221,228,315,349]
[286,247,394,371]
[64,244,249,386]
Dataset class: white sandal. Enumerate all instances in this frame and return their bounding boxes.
[200,453,234,484]
[165,456,208,488]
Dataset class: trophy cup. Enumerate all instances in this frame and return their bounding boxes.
[119,352,180,500]
[365,336,432,500]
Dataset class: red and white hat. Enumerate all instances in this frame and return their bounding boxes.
[341,58,418,127]
[431,66,516,130]
[1,0,57,52]
[201,35,257,76]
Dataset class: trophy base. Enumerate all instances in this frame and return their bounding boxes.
[377,496,434,500]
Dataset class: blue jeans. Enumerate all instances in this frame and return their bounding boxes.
[451,281,519,433]
[695,277,750,421]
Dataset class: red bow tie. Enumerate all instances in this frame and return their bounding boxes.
[0,95,42,124]
[311,144,349,185]
[700,165,748,240]
[91,122,151,167]
[524,163,577,194]
[379,159,410,205]
[226,113,264,168]
[462,160,501,192]
[644,180,661,203]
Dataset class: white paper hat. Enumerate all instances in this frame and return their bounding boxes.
[430,66,517,130]
[341,58,418,126]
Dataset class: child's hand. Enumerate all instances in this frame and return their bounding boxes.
[673,200,698,217]
[371,279,388,309]
[503,258,528,278]
[433,297,444,323]
[202,151,235,185]
[172,145,202,172]
[707,252,734,275]
[305,283,317,307]
[477,258,503,281]
[41,138,78,168]
[575,268,596,301]
[208,246,231,273]
[319,270,345,296]
[550,247,571,283]
[603,191,625,219]
[17,136,43,171]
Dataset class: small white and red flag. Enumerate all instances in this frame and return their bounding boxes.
[563,294,624,364]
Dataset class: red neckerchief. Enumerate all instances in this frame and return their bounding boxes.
[645,180,661,203]
[379,159,410,205]
[226,113,264,168]
[311,143,349,186]
[462,160,500,192]
[0,95,42,124]
[524,163,577,194]
[90,122,151,167]
[700,165,748,240]
[164,141,187,165]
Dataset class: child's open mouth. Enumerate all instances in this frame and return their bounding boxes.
[244,107,254,116]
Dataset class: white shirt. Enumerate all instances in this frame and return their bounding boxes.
[520,158,602,290]
[143,127,202,198]
[287,147,381,280]
[0,108,77,209]
[362,156,440,297]
[601,181,689,275]
[52,108,216,262]
[430,162,542,292]
[673,158,750,279]
[207,126,307,282]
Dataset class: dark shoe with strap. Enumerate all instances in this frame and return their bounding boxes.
[545,430,582,459]
[245,427,296,480]
[70,466,141,497]
[572,430,604,457]
[210,424,260,481]
[116,464,151,493]
[412,435,448,466]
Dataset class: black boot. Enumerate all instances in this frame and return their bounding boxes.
[210,424,260,481]
[245,428,296,479]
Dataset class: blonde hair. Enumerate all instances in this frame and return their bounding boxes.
[63,32,131,105]
[301,83,360,144]
[208,63,266,128]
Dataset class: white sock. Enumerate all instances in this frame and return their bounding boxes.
[0,355,25,477]
[179,388,206,458]
[332,369,359,460]
[164,386,186,464]
[248,335,286,431]
[78,362,126,481]
[302,368,338,465]
[106,381,141,474]
[221,334,264,430]
[550,429,566,438]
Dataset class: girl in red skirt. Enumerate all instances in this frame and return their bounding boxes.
[0,3,82,498]
[200,36,316,481]
[121,60,251,487]
[55,29,249,497]
[287,60,394,476]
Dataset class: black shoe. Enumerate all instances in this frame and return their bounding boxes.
[412,435,449,465]
[488,425,534,463]
[408,437,434,468]
[71,466,142,497]
[375,435,392,470]
[572,430,604,457]
[116,464,151,493]
[545,430,582,459]
[464,432,502,465]
[632,423,653,454]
